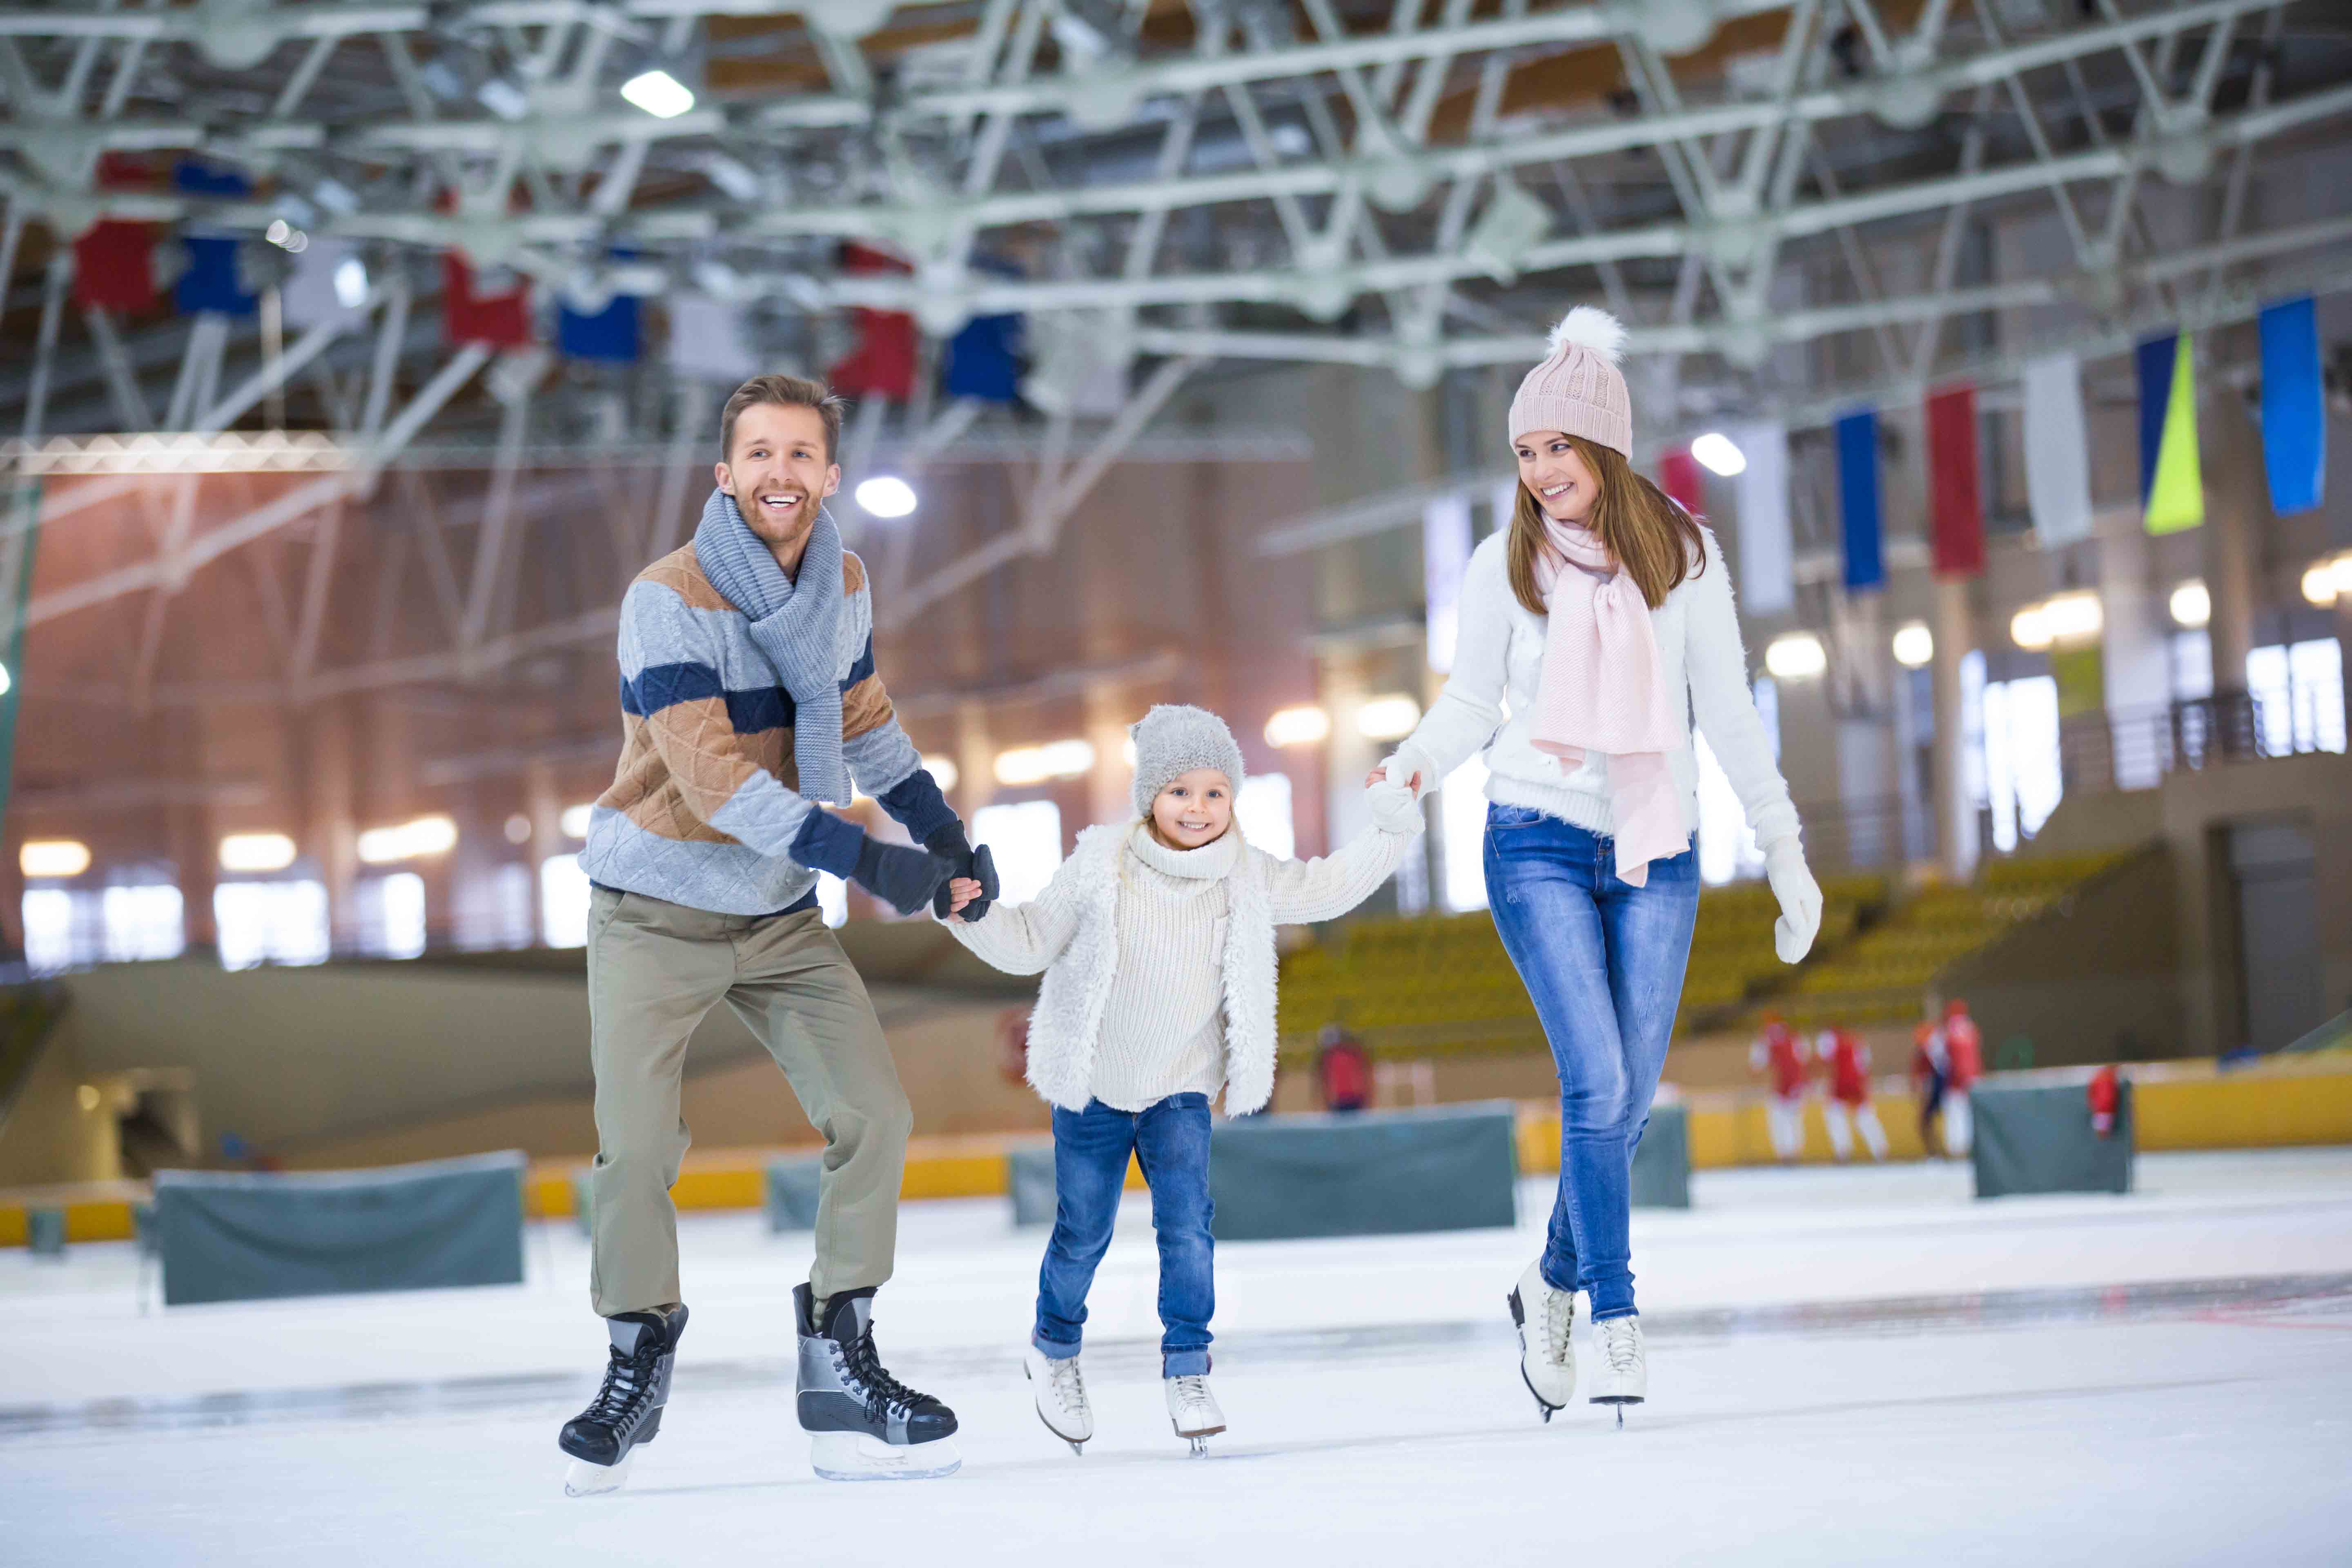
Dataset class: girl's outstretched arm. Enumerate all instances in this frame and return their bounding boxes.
[1261,781,1425,925]
[940,846,1085,976]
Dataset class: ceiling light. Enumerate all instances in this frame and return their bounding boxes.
[1264,705,1332,748]
[994,740,1095,786]
[855,476,918,518]
[357,815,459,864]
[219,833,297,873]
[560,804,593,839]
[1356,695,1422,741]
[20,840,91,879]
[1689,432,1747,477]
[2169,580,2211,628]
[2302,554,2352,607]
[332,255,370,310]
[1891,621,1933,668]
[922,754,959,793]
[2010,606,2051,650]
[1764,633,1827,679]
[2041,590,2103,644]
[621,69,696,120]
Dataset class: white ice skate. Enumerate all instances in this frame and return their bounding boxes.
[1506,1259,1576,1421]
[1165,1373,1225,1455]
[1025,1345,1093,1454]
[1589,1314,1647,1426]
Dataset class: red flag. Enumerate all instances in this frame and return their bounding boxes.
[1926,384,1985,578]
[827,242,917,401]
[1658,447,1704,516]
[74,221,160,310]
[443,254,533,348]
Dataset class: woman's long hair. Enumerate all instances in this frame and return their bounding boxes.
[1505,434,1706,616]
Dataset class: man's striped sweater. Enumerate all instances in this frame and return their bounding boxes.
[582,541,956,916]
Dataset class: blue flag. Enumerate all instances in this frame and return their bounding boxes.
[2258,296,2324,517]
[1837,410,1884,590]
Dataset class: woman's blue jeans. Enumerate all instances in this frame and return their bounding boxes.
[1032,1093,1215,1376]
[1484,804,1699,1321]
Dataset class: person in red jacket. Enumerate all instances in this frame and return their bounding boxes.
[1814,1025,1888,1161]
[1750,1015,1808,1162]
[1911,1011,1947,1156]
[1938,998,1983,1156]
[1314,1022,1372,1113]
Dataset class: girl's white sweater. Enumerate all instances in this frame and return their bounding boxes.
[1392,525,1801,853]
[945,818,1420,1113]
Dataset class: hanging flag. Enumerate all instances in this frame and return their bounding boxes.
[666,295,762,383]
[1925,383,1985,578]
[1423,491,1472,673]
[2021,354,2094,547]
[941,255,1025,403]
[1657,447,1704,517]
[443,254,532,348]
[175,235,258,316]
[72,221,159,310]
[558,290,642,363]
[828,242,916,402]
[1836,410,1884,591]
[281,237,368,330]
[2258,296,2325,518]
[1734,420,1792,616]
[2136,332,2204,534]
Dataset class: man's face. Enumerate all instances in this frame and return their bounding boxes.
[715,402,840,553]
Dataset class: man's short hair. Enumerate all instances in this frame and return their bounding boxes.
[719,373,847,465]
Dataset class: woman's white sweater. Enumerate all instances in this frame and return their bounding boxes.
[945,818,1420,1113]
[1391,524,1801,853]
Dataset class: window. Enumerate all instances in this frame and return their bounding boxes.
[454,863,535,950]
[22,889,102,973]
[214,881,330,970]
[2170,629,2214,702]
[102,884,184,962]
[2247,639,2344,756]
[359,872,426,959]
[1980,675,2061,852]
[1694,733,1764,886]
[973,800,1063,906]
[1235,773,1295,860]
[541,854,590,948]
[1439,755,1490,912]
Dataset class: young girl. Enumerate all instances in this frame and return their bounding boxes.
[942,703,1421,1453]
[1373,306,1822,1422]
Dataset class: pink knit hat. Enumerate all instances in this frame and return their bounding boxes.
[1508,306,1632,454]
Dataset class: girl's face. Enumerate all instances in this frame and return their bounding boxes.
[1513,430,1598,524]
[1150,768,1234,850]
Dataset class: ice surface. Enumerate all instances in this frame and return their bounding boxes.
[5,1150,2350,1566]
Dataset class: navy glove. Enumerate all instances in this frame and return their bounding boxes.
[851,838,956,918]
[925,822,999,922]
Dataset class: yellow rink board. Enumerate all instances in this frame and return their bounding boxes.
[6,1062,2348,1244]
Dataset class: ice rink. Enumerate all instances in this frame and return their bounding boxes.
[8,1148,2352,1567]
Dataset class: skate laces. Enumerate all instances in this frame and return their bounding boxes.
[1172,1374,1209,1409]
[842,1328,926,1417]
[1598,1317,1642,1373]
[585,1341,659,1422]
[1046,1355,1087,1412]
[1540,1286,1573,1361]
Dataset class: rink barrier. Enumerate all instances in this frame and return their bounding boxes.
[7,1058,2351,1244]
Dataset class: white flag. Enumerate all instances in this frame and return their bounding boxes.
[666,294,762,383]
[1734,421,1793,617]
[2022,353,2094,547]
[1423,491,1473,673]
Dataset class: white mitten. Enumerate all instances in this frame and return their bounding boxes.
[1366,777,1425,835]
[1378,742,1437,800]
[1765,837,1822,964]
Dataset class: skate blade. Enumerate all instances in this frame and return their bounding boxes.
[563,1452,634,1497]
[1518,1364,1568,1421]
[810,1432,962,1481]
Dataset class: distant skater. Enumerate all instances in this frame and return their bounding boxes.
[1815,1025,1889,1161]
[1752,1014,1808,1162]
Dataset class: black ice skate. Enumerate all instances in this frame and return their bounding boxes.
[558,1303,688,1495]
[793,1283,961,1480]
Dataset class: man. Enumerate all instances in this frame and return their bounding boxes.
[1937,997,1983,1157]
[1750,1013,1807,1162]
[556,373,993,1494]
[1814,1023,1888,1162]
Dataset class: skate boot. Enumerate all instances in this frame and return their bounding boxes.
[558,1304,688,1495]
[1589,1314,1647,1426]
[794,1283,961,1480]
[1165,1370,1225,1456]
[1506,1259,1575,1421]
[1025,1345,1093,1454]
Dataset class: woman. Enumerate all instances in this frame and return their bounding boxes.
[1372,306,1821,1421]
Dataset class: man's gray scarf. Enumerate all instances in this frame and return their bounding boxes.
[693,487,851,805]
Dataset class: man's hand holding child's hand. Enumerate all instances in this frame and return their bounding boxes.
[945,878,984,916]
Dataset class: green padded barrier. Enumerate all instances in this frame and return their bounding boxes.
[1630,1103,1692,1210]
[1207,1102,1519,1242]
[1972,1081,2134,1199]
[1008,1146,1058,1228]
[154,1151,526,1306]
[764,1155,824,1233]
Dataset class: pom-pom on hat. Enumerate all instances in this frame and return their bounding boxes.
[1129,704,1246,820]
[1508,305,1633,456]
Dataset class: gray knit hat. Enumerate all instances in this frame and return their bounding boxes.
[1508,305,1632,454]
[1129,704,1246,819]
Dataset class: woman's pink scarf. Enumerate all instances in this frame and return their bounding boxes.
[1528,516,1686,886]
